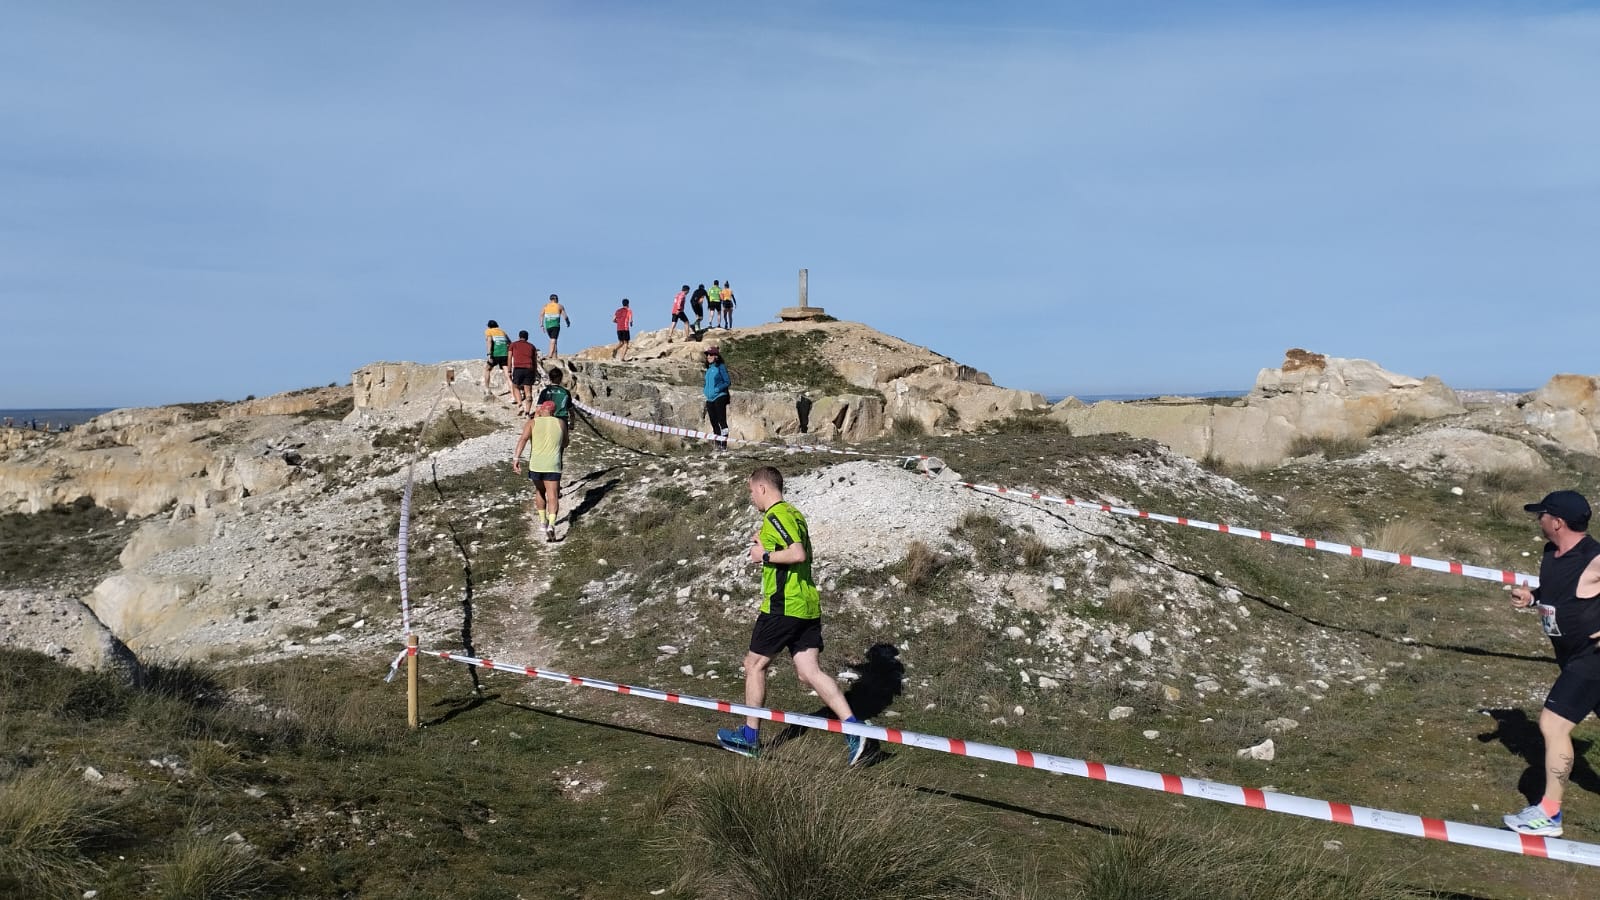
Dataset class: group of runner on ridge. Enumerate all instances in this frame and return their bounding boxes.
[489,285,735,545]
[669,280,736,341]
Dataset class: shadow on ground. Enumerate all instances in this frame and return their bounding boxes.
[1478,707,1600,804]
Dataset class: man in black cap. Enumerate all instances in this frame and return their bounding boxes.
[1503,490,1600,837]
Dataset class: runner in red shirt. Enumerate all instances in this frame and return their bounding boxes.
[507,330,540,416]
[668,285,690,342]
[612,299,634,362]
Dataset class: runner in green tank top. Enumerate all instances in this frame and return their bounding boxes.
[716,466,866,765]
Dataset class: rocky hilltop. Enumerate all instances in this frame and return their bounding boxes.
[354,320,1048,442]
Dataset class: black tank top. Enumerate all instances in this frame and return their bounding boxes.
[1536,534,1600,666]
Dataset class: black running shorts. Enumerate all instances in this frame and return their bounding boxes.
[510,368,537,387]
[616,329,631,342]
[1545,664,1600,724]
[748,612,823,658]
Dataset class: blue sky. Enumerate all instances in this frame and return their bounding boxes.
[2,1,1596,407]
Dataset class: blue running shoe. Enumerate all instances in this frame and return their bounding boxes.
[1503,804,1562,837]
[844,723,867,766]
[717,725,759,757]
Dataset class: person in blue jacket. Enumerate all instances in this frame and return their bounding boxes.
[703,344,731,452]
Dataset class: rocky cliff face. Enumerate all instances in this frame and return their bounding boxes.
[1519,374,1600,454]
[0,387,359,518]
[1050,349,1467,468]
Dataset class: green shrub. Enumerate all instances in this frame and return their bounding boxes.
[721,330,875,399]
[654,745,1027,899]
[0,769,108,896]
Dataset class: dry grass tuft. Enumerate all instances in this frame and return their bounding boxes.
[654,744,1029,899]
[1066,818,1415,900]
[149,833,267,900]
[0,769,108,896]
[1290,498,1357,543]
[890,415,927,439]
[1487,491,1524,524]
[1476,466,1546,495]
[1358,519,1434,580]
[897,540,949,595]
[1019,533,1051,568]
[1287,434,1369,460]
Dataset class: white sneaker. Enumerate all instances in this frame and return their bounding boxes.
[1503,804,1562,836]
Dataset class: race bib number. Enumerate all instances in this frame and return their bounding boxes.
[1537,603,1562,637]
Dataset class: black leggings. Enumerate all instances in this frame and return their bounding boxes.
[706,396,729,449]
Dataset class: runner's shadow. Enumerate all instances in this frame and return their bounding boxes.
[567,477,620,528]
[498,699,714,750]
[572,407,667,457]
[422,692,501,728]
[770,643,904,766]
[1477,708,1600,803]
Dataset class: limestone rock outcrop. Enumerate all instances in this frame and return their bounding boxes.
[1050,349,1466,468]
[1519,374,1600,455]
[0,392,362,517]
[1350,427,1549,475]
[0,590,143,678]
[86,572,215,651]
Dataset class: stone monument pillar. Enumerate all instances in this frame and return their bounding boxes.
[779,268,829,321]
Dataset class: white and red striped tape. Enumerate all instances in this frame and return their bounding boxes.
[955,481,1539,588]
[570,399,1539,588]
[572,398,924,463]
[420,648,1600,868]
[395,379,460,636]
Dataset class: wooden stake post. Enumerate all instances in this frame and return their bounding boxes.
[407,634,419,729]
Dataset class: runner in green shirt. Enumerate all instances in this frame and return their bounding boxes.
[717,466,866,764]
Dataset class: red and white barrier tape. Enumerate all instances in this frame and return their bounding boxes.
[572,398,924,462]
[569,399,1538,588]
[395,378,466,637]
[419,649,1600,867]
[382,645,411,683]
[954,481,1539,588]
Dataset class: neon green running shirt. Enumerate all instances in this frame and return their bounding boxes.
[757,500,820,619]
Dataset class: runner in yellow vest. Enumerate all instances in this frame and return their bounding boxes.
[542,294,572,359]
[708,281,724,329]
